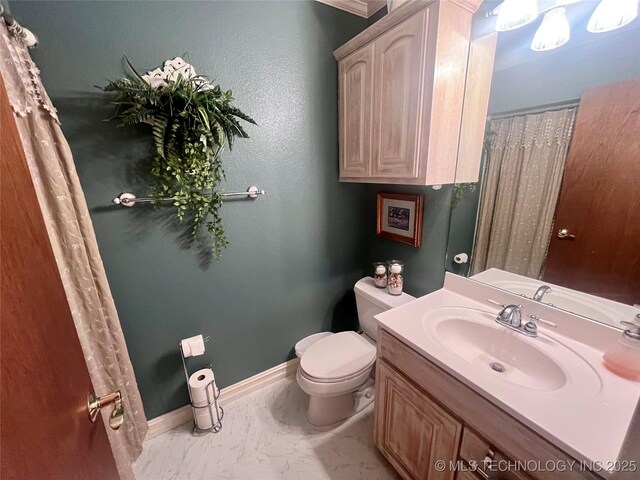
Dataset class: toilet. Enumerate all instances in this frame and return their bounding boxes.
[296,277,415,426]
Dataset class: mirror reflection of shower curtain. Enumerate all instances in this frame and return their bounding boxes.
[471,108,577,278]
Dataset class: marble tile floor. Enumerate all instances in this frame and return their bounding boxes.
[134,376,400,480]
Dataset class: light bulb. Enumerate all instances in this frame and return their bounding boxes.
[531,7,571,51]
[587,0,639,33]
[495,0,539,31]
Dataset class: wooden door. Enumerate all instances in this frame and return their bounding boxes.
[371,10,428,180]
[543,78,640,306]
[0,76,120,479]
[339,43,374,179]
[375,361,462,480]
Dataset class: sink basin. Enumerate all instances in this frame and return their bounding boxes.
[422,307,602,396]
[436,318,566,391]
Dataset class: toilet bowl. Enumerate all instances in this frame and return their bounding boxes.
[296,277,414,426]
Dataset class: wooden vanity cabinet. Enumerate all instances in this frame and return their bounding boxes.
[375,329,601,480]
[334,0,495,185]
[375,361,461,480]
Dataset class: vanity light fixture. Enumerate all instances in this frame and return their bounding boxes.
[490,0,639,51]
[587,0,639,33]
[531,7,571,51]
[495,0,539,31]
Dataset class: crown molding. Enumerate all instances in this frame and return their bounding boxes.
[317,0,387,18]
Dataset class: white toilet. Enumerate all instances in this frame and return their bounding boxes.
[296,277,414,426]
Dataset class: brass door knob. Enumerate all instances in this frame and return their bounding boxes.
[557,228,576,239]
[87,390,124,430]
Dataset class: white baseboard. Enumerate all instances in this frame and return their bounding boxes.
[146,358,300,439]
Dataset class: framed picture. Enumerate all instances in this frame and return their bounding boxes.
[376,192,424,248]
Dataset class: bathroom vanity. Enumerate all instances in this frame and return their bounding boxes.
[373,274,639,480]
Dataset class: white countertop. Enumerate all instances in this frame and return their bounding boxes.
[375,274,640,476]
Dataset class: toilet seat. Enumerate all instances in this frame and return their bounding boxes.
[299,331,376,382]
[299,363,372,384]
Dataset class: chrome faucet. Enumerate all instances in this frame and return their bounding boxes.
[497,304,523,328]
[493,303,557,337]
[533,285,552,302]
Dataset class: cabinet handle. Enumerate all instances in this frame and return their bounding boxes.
[475,468,490,480]
[475,449,495,480]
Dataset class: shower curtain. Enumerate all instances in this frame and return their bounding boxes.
[0,18,147,480]
[471,108,577,279]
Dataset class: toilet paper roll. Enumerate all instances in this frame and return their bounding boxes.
[181,334,206,357]
[454,253,469,264]
[188,368,222,430]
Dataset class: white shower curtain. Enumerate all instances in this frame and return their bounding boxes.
[0,18,147,480]
[472,108,577,279]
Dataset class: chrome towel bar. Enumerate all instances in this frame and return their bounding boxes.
[112,185,266,207]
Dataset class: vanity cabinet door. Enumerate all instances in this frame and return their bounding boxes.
[375,361,462,480]
[338,43,374,179]
[456,471,481,480]
[370,10,428,180]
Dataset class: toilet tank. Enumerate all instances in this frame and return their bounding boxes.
[354,277,415,341]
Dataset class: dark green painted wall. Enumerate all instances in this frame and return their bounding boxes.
[11,0,367,419]
[362,185,454,298]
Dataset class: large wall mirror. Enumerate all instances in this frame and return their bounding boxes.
[446,0,640,330]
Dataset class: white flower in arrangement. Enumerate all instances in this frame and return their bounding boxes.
[142,57,212,90]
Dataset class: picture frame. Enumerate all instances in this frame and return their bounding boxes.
[376,192,424,248]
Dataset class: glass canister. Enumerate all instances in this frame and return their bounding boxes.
[387,260,404,295]
[373,262,388,288]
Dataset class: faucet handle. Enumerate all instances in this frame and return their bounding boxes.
[525,315,557,334]
[621,313,640,340]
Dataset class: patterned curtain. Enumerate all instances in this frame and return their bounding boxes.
[471,108,577,279]
[0,18,147,480]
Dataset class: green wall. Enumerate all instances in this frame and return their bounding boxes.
[10,0,367,419]
[362,185,454,298]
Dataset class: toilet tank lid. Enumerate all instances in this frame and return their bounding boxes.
[354,277,415,309]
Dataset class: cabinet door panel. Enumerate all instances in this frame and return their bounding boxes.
[375,361,461,480]
[339,44,373,178]
[456,471,480,480]
[371,10,428,179]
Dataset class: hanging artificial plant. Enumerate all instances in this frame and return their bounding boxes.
[103,57,256,258]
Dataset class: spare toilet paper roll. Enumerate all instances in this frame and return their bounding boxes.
[188,368,222,429]
[454,253,469,264]
[181,334,206,357]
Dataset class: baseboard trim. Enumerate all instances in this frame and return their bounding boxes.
[146,358,300,439]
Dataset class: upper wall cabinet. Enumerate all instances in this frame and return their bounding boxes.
[334,0,496,185]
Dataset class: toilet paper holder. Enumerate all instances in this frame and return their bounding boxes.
[179,337,224,435]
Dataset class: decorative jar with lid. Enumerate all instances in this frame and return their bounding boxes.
[373,262,388,288]
[387,260,404,296]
